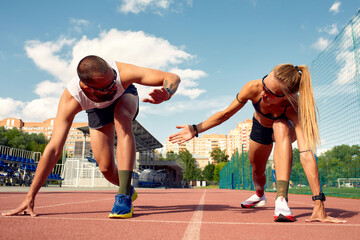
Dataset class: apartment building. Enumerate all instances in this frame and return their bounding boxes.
[165,119,253,165]
[227,118,252,155]
[0,117,89,157]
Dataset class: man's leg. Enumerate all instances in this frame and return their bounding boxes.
[89,124,119,186]
[108,93,138,219]
[114,93,139,195]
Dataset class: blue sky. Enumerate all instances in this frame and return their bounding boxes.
[0,0,359,150]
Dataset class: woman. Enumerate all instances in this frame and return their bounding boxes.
[169,64,346,223]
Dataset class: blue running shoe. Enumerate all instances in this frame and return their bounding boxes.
[130,185,138,202]
[108,194,133,218]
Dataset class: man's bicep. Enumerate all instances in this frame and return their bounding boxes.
[50,90,82,146]
[118,63,166,87]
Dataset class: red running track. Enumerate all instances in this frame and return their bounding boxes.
[0,188,359,240]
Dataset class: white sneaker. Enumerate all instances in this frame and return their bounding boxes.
[241,193,267,208]
[274,196,294,222]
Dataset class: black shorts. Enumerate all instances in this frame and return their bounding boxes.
[86,84,138,129]
[249,117,274,145]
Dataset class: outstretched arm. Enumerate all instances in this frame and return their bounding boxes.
[169,81,256,144]
[287,108,346,223]
[116,62,180,104]
[2,89,82,217]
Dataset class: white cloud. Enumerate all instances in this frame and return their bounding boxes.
[119,0,171,14]
[319,24,339,35]
[333,24,358,85]
[118,0,192,15]
[18,28,206,122]
[25,37,76,83]
[311,37,330,51]
[334,50,357,85]
[34,80,66,98]
[71,29,193,69]
[22,98,60,122]
[329,1,341,15]
[139,95,232,116]
[70,18,90,33]
[0,98,24,120]
[170,68,207,99]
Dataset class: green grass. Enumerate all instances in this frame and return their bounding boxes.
[197,185,360,199]
[266,187,360,199]
[195,185,219,189]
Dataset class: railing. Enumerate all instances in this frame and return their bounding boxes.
[0,145,63,187]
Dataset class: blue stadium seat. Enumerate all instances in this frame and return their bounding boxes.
[0,160,7,169]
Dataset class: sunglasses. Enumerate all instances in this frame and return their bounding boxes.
[82,69,117,92]
[262,75,285,98]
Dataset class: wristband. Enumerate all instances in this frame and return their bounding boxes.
[312,192,326,201]
[192,124,199,137]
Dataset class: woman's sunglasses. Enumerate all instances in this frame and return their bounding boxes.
[262,75,285,98]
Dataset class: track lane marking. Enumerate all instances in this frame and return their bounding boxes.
[182,189,206,240]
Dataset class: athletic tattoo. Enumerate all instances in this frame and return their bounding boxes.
[164,80,175,99]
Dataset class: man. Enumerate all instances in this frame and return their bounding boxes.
[3,55,181,218]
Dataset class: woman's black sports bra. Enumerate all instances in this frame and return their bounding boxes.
[252,98,288,120]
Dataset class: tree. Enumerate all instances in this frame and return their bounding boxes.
[158,153,165,161]
[210,147,229,163]
[202,163,215,181]
[0,127,48,153]
[317,144,360,186]
[178,149,197,181]
[214,162,227,182]
[290,148,307,186]
[164,151,180,161]
[194,168,203,181]
[289,145,360,187]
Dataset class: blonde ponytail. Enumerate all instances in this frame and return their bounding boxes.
[273,64,320,151]
[297,65,320,151]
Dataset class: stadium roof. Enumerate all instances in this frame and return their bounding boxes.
[77,120,163,151]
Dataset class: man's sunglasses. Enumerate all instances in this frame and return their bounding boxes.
[82,69,117,92]
[262,75,285,98]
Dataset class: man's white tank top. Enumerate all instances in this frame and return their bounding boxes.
[66,61,125,110]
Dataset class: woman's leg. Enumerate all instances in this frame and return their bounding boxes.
[272,119,296,222]
[248,140,273,196]
[241,140,273,208]
[272,119,296,201]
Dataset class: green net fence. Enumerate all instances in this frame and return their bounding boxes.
[220,10,360,198]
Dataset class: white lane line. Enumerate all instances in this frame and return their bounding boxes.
[182,190,206,240]
[0,198,113,213]
[1,215,358,227]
